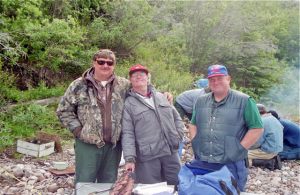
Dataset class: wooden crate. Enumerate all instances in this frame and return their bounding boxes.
[17,140,55,157]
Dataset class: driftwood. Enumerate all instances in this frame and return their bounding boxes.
[1,96,62,112]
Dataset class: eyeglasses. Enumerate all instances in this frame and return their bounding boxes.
[96,60,114,66]
[131,72,147,78]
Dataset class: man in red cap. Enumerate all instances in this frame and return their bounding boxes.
[189,64,264,191]
[121,64,185,185]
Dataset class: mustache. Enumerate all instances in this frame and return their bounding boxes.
[99,67,111,70]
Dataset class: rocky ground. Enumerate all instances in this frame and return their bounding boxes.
[0,141,299,195]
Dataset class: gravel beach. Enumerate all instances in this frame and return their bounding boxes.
[0,141,299,195]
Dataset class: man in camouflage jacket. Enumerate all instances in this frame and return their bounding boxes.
[57,49,129,183]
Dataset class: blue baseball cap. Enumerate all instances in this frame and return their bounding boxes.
[207,65,228,78]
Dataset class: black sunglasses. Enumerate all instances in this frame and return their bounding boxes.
[96,60,114,66]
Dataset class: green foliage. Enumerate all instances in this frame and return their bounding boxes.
[274,2,299,68]
[151,63,194,96]
[0,0,44,33]
[41,0,112,25]
[0,32,25,64]
[183,1,295,98]
[23,18,87,71]
[0,104,71,149]
[135,40,194,95]
[0,0,299,149]
[0,0,94,83]
[87,1,156,56]
[0,83,66,106]
[1,0,298,97]
[0,62,16,106]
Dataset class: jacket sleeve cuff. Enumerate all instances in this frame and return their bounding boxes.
[70,125,82,132]
[125,157,136,163]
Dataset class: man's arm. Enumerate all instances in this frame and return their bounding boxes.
[188,109,198,140]
[188,124,197,140]
[56,82,82,137]
[172,106,185,140]
[240,128,263,149]
[242,97,264,149]
[121,104,137,172]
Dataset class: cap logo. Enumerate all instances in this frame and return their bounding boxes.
[207,64,228,78]
[211,66,222,73]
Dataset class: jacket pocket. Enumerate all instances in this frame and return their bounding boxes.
[224,136,247,162]
[138,144,152,156]
[167,132,180,150]
[157,102,173,120]
[131,105,148,124]
[137,142,165,158]
[79,123,103,147]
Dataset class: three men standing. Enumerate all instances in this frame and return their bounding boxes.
[57,54,264,191]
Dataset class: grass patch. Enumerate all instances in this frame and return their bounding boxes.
[0,103,72,150]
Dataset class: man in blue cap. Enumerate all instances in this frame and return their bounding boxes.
[189,64,264,191]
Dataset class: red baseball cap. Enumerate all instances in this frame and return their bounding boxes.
[129,64,149,75]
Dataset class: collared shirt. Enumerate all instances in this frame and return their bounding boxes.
[135,92,155,108]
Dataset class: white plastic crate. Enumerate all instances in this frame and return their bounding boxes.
[17,139,55,157]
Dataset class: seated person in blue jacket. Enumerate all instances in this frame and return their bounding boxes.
[248,104,284,169]
[268,110,300,160]
[121,64,185,185]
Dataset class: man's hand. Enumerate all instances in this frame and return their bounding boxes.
[188,124,197,140]
[125,162,135,172]
[163,92,173,104]
[72,127,82,138]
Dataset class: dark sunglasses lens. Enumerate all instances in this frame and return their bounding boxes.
[97,60,113,66]
[97,60,105,65]
[107,61,114,66]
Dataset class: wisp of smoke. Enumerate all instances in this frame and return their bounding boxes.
[260,67,300,120]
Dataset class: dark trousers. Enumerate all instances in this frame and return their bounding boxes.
[74,139,122,184]
[135,153,181,185]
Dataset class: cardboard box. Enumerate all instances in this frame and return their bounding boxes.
[17,139,55,157]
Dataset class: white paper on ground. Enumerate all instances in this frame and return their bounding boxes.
[133,182,173,195]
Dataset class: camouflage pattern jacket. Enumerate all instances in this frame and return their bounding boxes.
[57,69,130,148]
